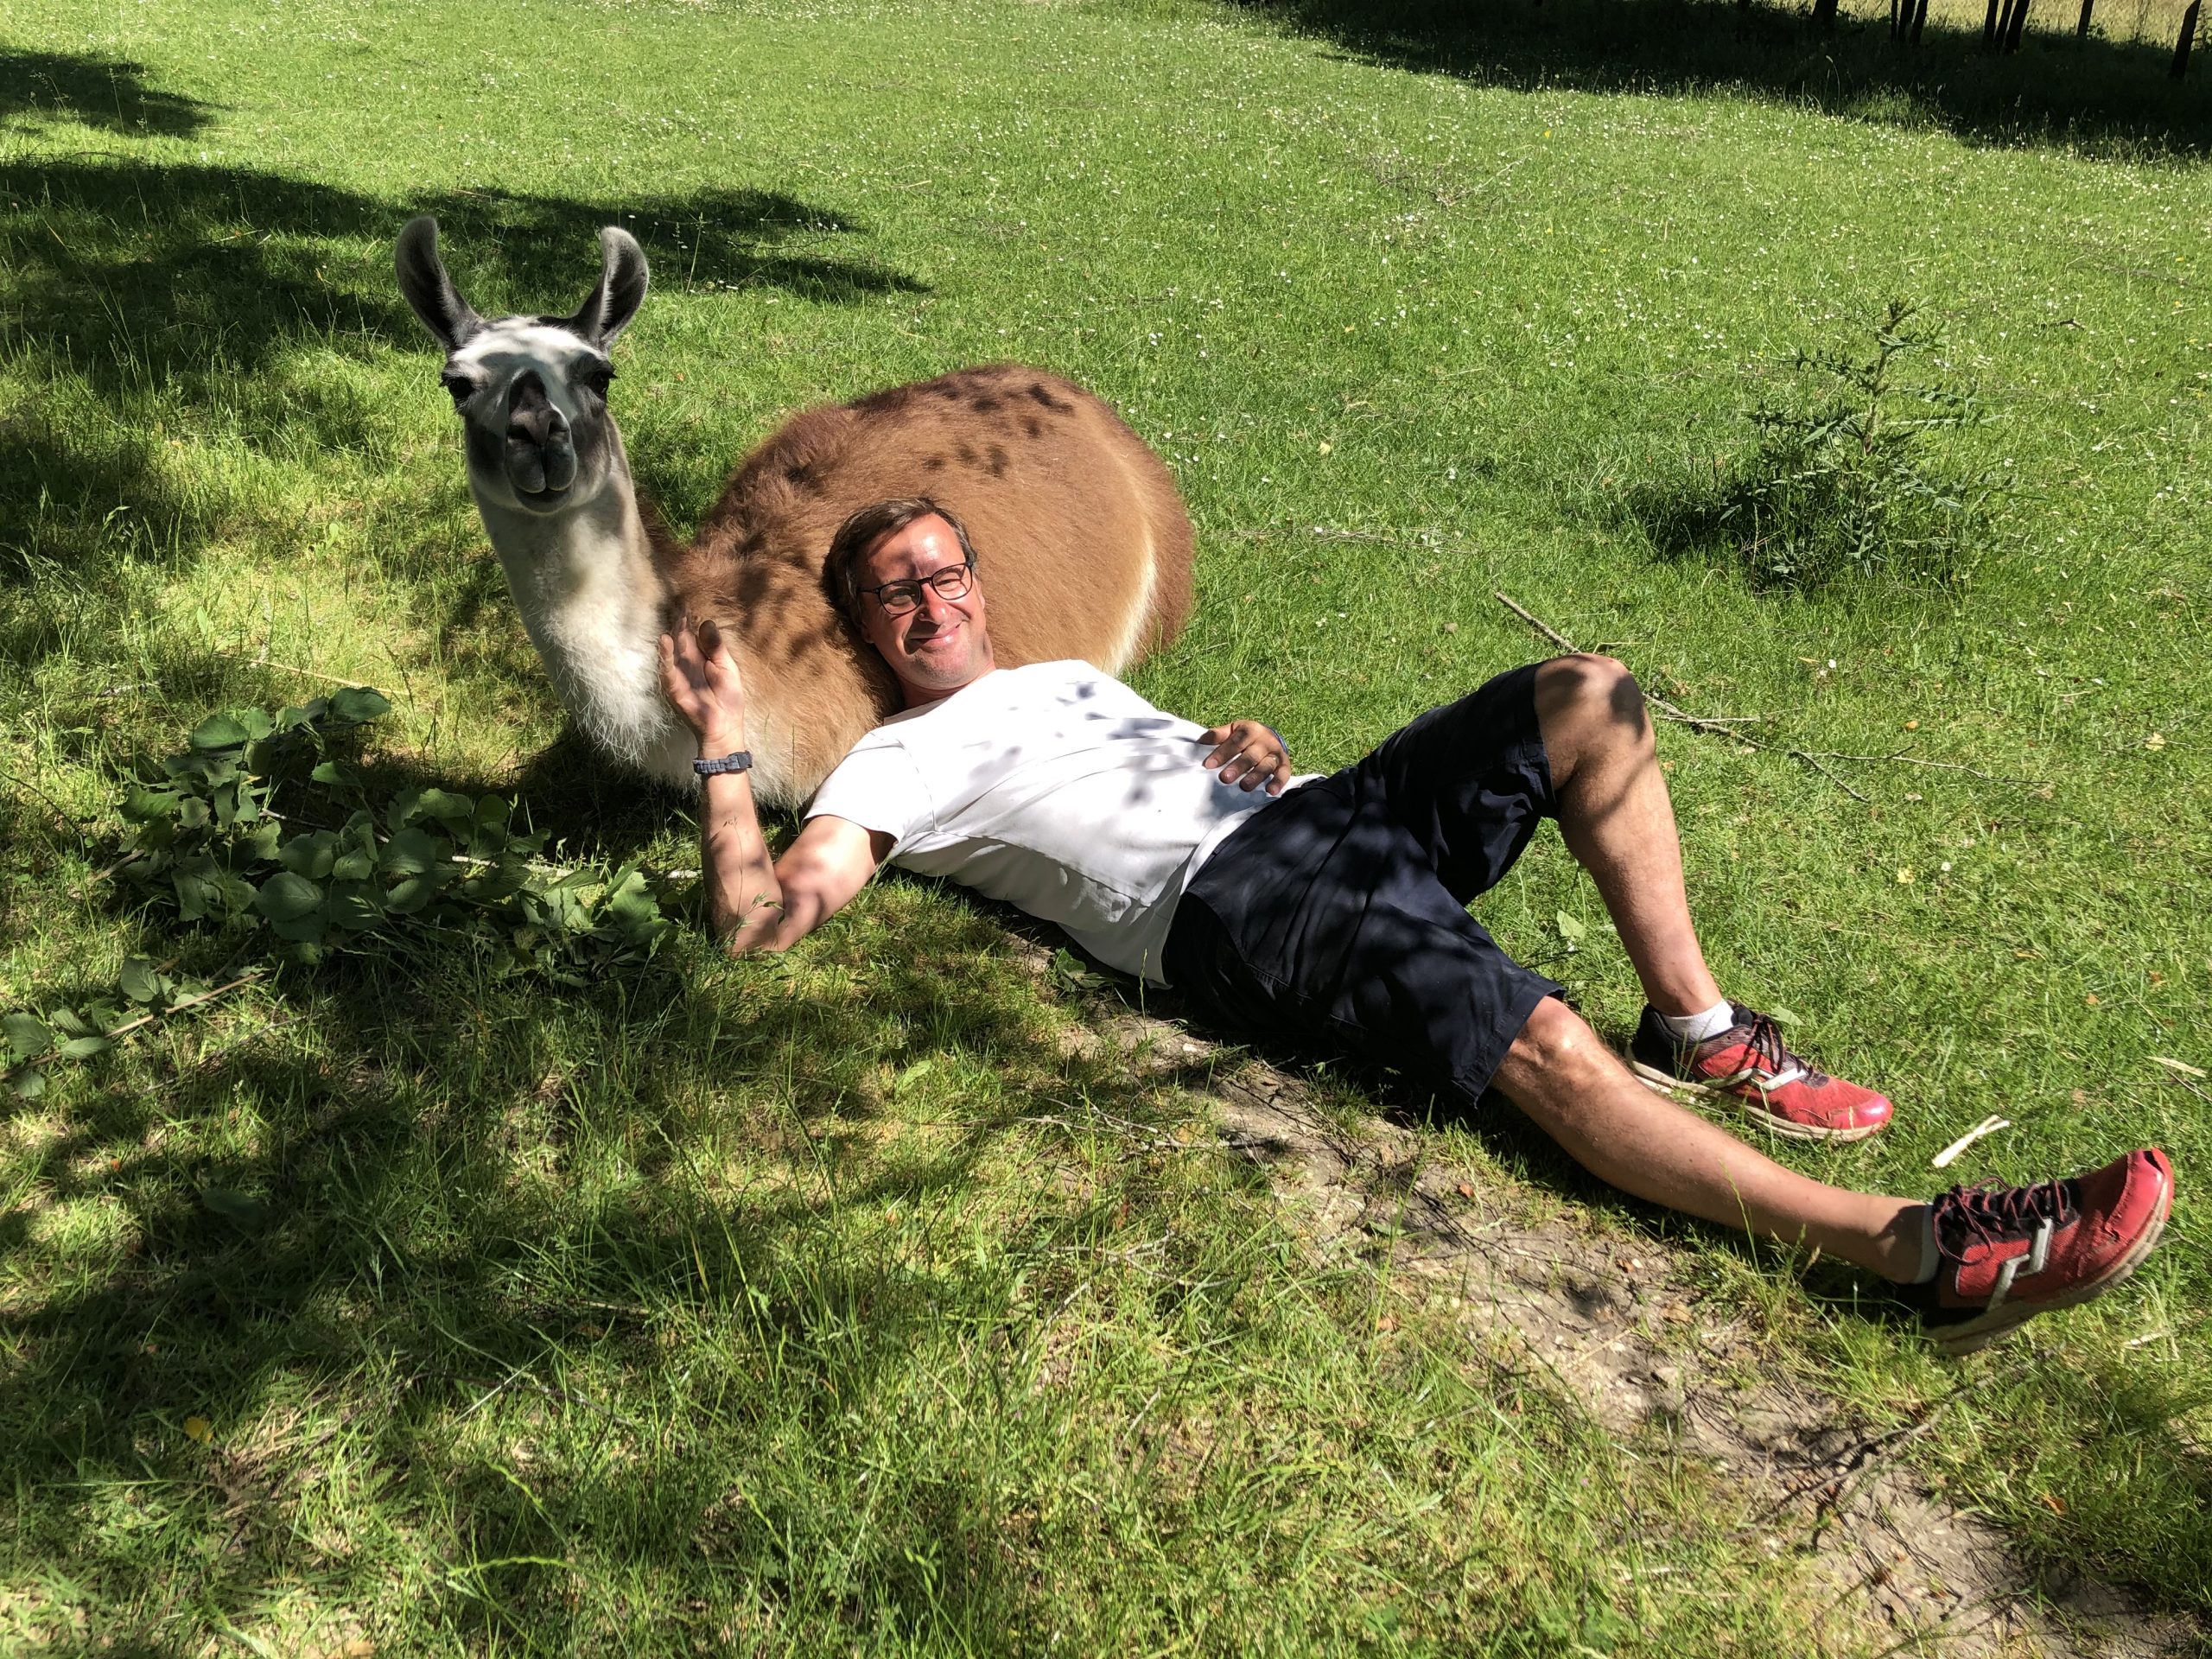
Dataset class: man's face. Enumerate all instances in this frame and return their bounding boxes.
[855,514,996,705]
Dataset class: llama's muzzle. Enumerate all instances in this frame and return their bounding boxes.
[505,371,577,497]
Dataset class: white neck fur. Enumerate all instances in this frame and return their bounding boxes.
[472,455,698,790]
[469,426,809,800]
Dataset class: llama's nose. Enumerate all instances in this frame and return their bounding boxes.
[505,372,576,495]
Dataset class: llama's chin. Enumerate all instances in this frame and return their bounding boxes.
[484,476,580,517]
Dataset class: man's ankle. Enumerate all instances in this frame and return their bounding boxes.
[1655,1000,1733,1044]
[1870,1202,1941,1285]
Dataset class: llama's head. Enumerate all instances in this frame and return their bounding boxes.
[396,216,649,516]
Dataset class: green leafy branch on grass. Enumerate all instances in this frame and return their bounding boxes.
[3,959,256,1103]
[4,690,675,1101]
[1629,299,2006,590]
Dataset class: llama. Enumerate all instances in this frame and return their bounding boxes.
[395,216,1193,807]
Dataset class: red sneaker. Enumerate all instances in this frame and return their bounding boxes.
[1628,1002,1893,1142]
[1916,1147,2173,1357]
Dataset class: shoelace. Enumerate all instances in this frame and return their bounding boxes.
[1737,1010,1794,1074]
[1932,1176,2077,1259]
[1932,1177,2080,1311]
[1709,1007,1809,1091]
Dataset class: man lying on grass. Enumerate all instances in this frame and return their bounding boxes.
[658,497,2173,1357]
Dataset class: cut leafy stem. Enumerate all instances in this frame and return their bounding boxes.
[4,690,679,1100]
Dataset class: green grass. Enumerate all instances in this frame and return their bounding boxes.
[3,0,2209,1650]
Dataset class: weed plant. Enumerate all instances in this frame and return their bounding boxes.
[1629,301,2004,589]
[4,694,676,1108]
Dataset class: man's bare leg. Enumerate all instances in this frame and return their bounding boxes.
[1532,653,1723,1016]
[1494,997,1923,1279]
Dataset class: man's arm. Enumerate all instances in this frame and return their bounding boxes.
[659,615,889,955]
[741,811,888,953]
[1198,719,1293,796]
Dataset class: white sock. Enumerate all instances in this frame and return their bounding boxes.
[1656,999,1735,1044]
[1910,1205,1942,1284]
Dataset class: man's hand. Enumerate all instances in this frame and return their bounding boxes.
[1199,720,1292,796]
[658,614,747,753]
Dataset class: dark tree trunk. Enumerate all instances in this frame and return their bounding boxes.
[1811,0,1840,29]
[1889,0,1901,38]
[2075,0,2093,36]
[2005,0,2033,49]
[1982,0,2003,48]
[2177,0,2202,75]
[1910,0,1930,41]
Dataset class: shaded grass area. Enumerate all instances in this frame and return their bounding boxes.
[2,0,2209,1648]
[1237,0,2211,156]
[2,864,1828,1652]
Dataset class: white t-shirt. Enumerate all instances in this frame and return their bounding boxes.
[806,661,1312,984]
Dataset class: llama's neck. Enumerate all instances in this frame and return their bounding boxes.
[474,442,696,787]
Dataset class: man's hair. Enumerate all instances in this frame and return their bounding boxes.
[827,498,980,620]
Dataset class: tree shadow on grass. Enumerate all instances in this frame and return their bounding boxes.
[1,53,930,704]
[0,48,216,138]
[1241,0,2211,156]
[0,155,926,569]
[0,871,1213,1650]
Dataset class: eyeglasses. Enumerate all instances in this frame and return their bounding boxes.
[858,558,976,617]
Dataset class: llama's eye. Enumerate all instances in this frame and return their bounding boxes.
[582,365,615,397]
[440,372,474,405]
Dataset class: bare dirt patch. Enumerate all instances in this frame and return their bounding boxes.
[1050,947,2192,1658]
[1002,915,2193,1656]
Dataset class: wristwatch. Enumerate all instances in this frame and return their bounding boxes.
[692,750,753,778]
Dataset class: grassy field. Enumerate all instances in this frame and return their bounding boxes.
[3,0,2209,1651]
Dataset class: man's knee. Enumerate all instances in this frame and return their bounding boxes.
[1534,652,1652,761]
[1500,995,1624,1092]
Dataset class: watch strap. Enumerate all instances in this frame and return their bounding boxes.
[692,750,754,778]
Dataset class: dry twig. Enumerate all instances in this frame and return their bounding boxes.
[207,650,374,689]
[1,770,92,844]
[1494,591,1783,741]
[1787,748,2037,786]
[104,971,264,1041]
[1491,592,2035,804]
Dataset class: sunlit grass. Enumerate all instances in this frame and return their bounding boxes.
[2,0,2208,1649]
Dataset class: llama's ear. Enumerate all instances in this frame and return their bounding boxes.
[569,226,650,347]
[395,216,482,353]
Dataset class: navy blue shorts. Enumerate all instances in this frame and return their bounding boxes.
[1161,664,1564,1109]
